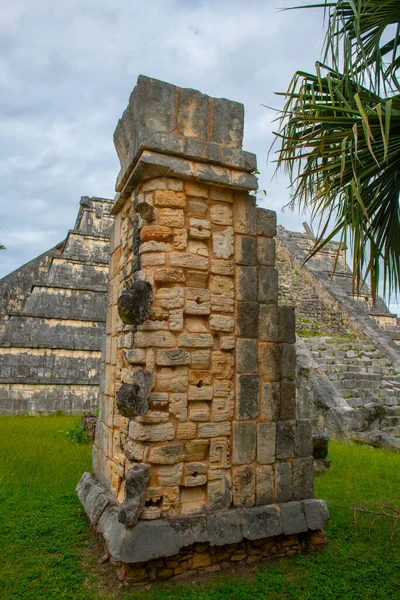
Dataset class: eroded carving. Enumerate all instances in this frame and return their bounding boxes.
[116,370,153,417]
[118,464,151,527]
[118,280,153,325]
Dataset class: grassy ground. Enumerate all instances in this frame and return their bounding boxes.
[0,415,399,600]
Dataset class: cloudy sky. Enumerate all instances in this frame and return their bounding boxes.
[0,0,397,312]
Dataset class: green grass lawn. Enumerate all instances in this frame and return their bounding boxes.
[0,415,399,600]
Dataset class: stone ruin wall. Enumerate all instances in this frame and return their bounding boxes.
[78,76,328,584]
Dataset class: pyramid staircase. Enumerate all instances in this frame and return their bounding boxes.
[0,196,113,415]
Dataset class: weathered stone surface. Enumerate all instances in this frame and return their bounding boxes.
[236,339,258,373]
[209,314,234,333]
[211,97,244,149]
[280,344,296,380]
[280,501,307,535]
[256,465,274,505]
[242,505,282,540]
[236,266,257,302]
[256,208,276,237]
[210,204,232,226]
[235,236,257,266]
[156,349,190,366]
[207,510,242,546]
[118,281,153,325]
[184,440,209,461]
[116,370,153,418]
[134,331,176,348]
[296,420,313,457]
[129,421,175,442]
[198,422,231,438]
[280,380,296,420]
[178,87,209,139]
[148,443,185,465]
[233,195,256,235]
[258,267,278,304]
[257,237,276,266]
[208,471,231,511]
[232,422,256,465]
[183,462,207,487]
[236,374,259,420]
[118,464,151,527]
[210,437,230,469]
[259,343,280,382]
[275,461,292,503]
[236,302,259,338]
[157,462,183,486]
[293,457,314,500]
[257,423,276,464]
[259,304,279,342]
[276,421,296,459]
[212,228,234,260]
[301,498,330,530]
[279,306,296,343]
[260,381,280,422]
[312,431,330,459]
[178,333,214,348]
[232,465,255,507]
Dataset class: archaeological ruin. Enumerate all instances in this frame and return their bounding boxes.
[76,76,329,582]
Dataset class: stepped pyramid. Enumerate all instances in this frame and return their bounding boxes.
[276,226,400,440]
[0,196,113,414]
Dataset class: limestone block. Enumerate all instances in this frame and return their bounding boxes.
[124,440,147,462]
[210,296,234,313]
[256,465,274,505]
[157,462,183,486]
[185,181,209,198]
[258,343,280,382]
[302,499,329,530]
[184,440,209,461]
[118,464,151,527]
[233,195,256,235]
[159,208,185,228]
[169,310,184,331]
[209,438,230,469]
[187,199,208,217]
[117,280,153,325]
[134,331,176,348]
[232,465,255,507]
[139,241,171,254]
[178,87,209,138]
[172,228,188,251]
[292,457,314,500]
[211,97,244,148]
[149,392,169,406]
[137,318,168,331]
[136,411,169,424]
[259,304,279,342]
[116,370,153,418]
[140,225,172,242]
[295,420,313,457]
[170,253,209,270]
[154,190,186,209]
[212,394,234,422]
[236,339,258,373]
[186,271,209,288]
[276,421,296,459]
[257,237,275,266]
[232,422,256,465]
[280,343,296,380]
[220,336,235,350]
[184,462,207,487]
[156,349,190,366]
[188,384,213,401]
[187,241,208,261]
[129,421,175,442]
[235,236,257,266]
[154,268,185,283]
[189,218,211,239]
[280,501,307,535]
[148,443,185,465]
[236,374,259,420]
[156,287,184,309]
[275,461,292,503]
[210,259,235,276]
[178,333,214,348]
[208,471,231,511]
[256,208,276,237]
[123,349,146,364]
[188,370,212,386]
[211,352,234,380]
[210,204,232,226]
[180,486,206,514]
[210,187,233,203]
[169,393,188,422]
[198,422,231,438]
[280,380,296,420]
[188,401,210,421]
[177,422,197,440]
[209,314,234,333]
[191,350,211,369]
[212,227,234,259]
[279,306,296,343]
[156,367,189,393]
[258,267,278,304]
[257,423,276,464]
[236,302,259,338]
[260,382,280,422]
[185,297,211,315]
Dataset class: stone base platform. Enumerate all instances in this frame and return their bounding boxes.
[77,472,329,581]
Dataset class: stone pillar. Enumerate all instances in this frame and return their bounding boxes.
[78,76,328,581]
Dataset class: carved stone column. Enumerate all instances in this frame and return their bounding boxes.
[77,76,328,581]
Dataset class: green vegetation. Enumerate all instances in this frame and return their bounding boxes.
[0,415,399,599]
[275,0,400,301]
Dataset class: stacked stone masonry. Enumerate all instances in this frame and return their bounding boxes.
[0,196,113,414]
[79,76,328,578]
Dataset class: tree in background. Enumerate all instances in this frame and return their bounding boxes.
[274,0,400,300]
